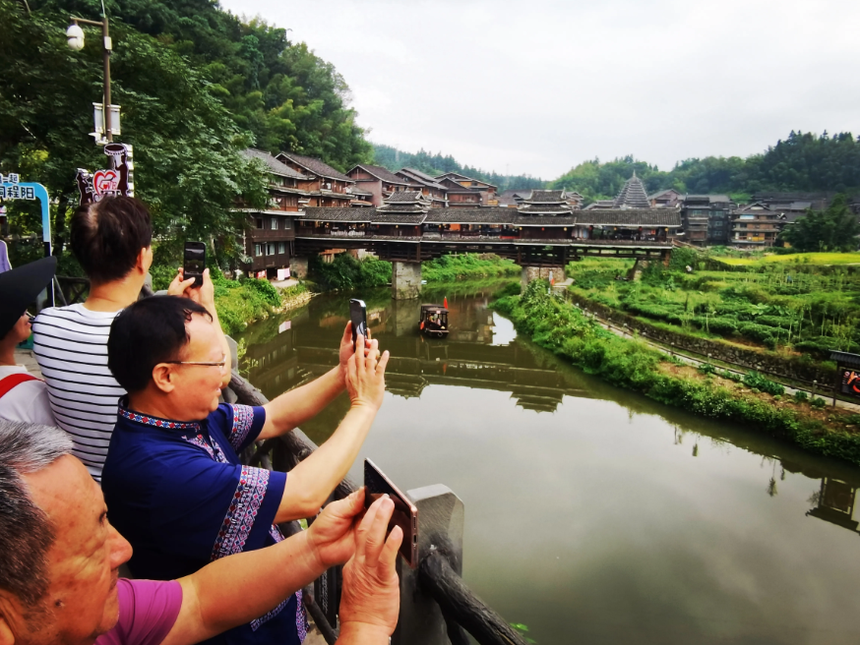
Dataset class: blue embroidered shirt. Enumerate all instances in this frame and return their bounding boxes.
[102,399,307,645]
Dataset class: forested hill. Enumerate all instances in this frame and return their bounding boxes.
[549,131,860,203]
[2,0,372,262]
[372,144,545,192]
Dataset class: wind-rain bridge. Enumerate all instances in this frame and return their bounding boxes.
[291,189,680,297]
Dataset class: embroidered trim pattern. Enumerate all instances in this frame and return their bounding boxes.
[118,406,200,431]
[181,433,229,463]
[296,588,308,642]
[250,598,290,632]
[210,466,270,560]
[228,404,255,451]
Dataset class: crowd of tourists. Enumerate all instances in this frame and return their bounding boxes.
[0,196,398,645]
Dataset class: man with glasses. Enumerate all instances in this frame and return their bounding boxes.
[101,296,390,645]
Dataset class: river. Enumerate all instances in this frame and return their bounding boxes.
[237,284,860,645]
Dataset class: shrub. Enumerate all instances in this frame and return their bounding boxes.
[793,390,809,403]
[811,397,827,408]
[743,371,785,396]
[698,363,716,375]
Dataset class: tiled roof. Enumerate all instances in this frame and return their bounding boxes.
[349,164,410,185]
[385,190,426,203]
[397,168,446,190]
[243,149,306,179]
[528,190,565,203]
[577,210,681,227]
[301,208,372,222]
[350,188,373,196]
[371,213,427,225]
[298,206,680,227]
[649,189,681,200]
[613,173,651,209]
[278,152,353,182]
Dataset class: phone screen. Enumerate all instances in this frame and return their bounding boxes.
[364,459,418,568]
[349,298,367,345]
[184,242,206,287]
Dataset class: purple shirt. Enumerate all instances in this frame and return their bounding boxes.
[96,579,183,645]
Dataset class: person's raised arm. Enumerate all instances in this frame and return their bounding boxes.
[161,489,399,645]
[273,333,390,522]
[257,321,357,440]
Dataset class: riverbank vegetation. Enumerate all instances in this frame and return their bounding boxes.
[422,254,520,282]
[566,249,860,359]
[307,253,392,292]
[494,281,860,465]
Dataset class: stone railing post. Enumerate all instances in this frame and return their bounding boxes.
[393,484,464,645]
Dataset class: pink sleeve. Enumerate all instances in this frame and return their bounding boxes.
[95,579,183,645]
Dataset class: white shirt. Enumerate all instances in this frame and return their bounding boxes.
[0,364,56,426]
[33,304,125,481]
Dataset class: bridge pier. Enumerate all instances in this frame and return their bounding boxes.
[392,260,422,300]
[520,265,566,289]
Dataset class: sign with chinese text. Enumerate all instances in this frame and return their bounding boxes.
[0,174,37,200]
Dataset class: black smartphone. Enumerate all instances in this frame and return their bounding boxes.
[183,241,206,287]
[349,298,367,346]
[364,459,418,569]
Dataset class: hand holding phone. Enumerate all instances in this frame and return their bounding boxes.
[183,241,206,288]
[364,459,418,569]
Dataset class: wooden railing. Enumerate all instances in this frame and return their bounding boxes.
[230,373,528,645]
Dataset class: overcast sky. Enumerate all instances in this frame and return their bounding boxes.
[219,0,860,180]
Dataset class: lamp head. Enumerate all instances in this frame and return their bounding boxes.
[66,23,85,50]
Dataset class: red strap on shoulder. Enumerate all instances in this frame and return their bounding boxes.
[0,373,39,399]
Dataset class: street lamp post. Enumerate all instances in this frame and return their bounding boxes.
[66,13,113,142]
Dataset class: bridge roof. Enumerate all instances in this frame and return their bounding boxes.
[577,209,681,227]
[302,207,370,222]
[299,206,681,227]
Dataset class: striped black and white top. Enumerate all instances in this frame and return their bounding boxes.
[33,304,125,481]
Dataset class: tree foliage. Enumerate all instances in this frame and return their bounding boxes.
[549,132,860,202]
[779,195,860,252]
[372,144,545,192]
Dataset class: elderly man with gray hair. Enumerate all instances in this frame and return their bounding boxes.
[0,419,402,645]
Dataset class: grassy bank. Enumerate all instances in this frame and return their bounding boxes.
[493,280,860,466]
[423,253,520,282]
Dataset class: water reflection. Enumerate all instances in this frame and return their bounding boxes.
[238,285,860,645]
[807,478,860,535]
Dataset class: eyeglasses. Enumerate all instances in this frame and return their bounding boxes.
[164,355,228,369]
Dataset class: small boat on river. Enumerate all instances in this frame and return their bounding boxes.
[419,303,449,338]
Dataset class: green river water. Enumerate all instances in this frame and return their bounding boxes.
[237,283,860,645]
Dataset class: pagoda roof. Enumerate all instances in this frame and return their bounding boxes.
[243,149,307,180]
[613,172,651,209]
[277,152,353,183]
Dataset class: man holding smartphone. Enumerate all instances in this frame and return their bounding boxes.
[101,295,390,645]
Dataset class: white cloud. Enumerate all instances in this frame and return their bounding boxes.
[221,0,860,179]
